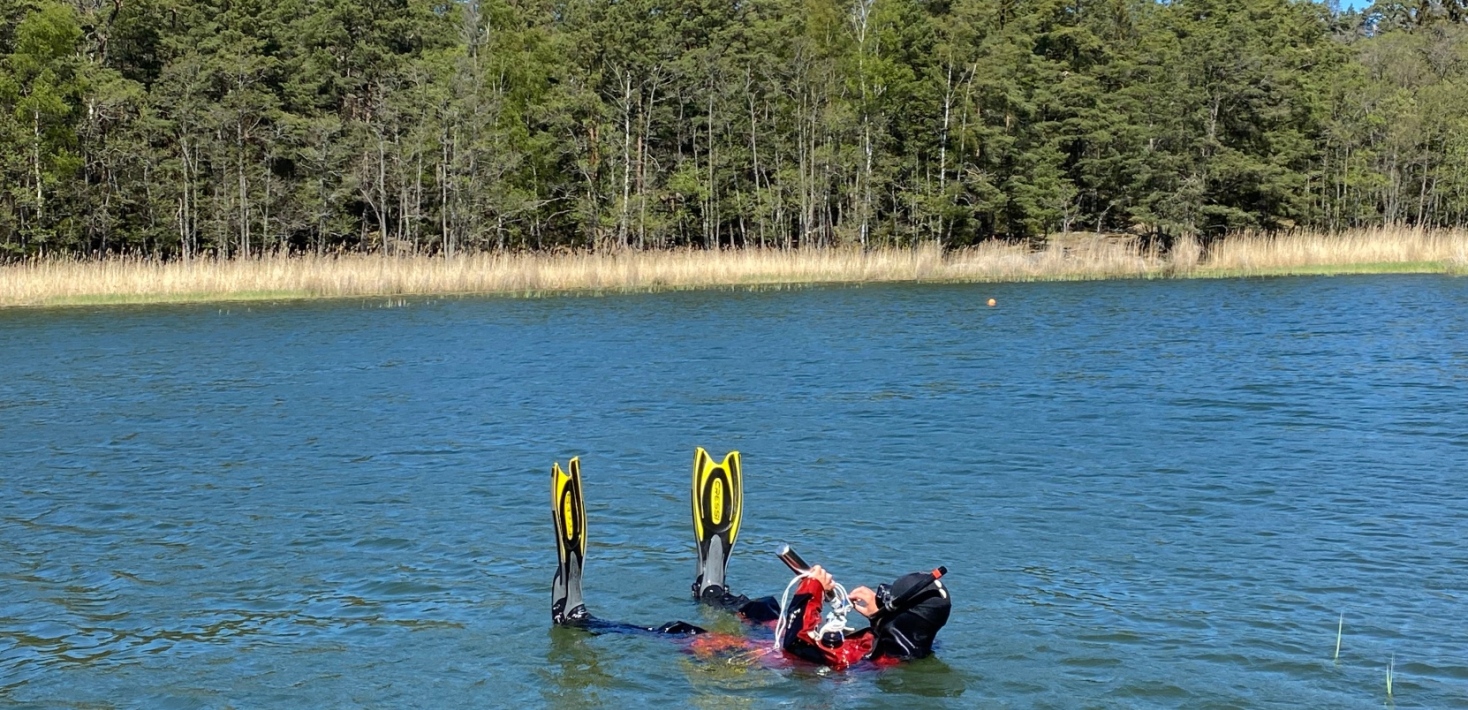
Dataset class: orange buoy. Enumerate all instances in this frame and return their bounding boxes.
[987,298,997,307]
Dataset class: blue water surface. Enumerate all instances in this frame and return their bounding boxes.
[2,276,1466,708]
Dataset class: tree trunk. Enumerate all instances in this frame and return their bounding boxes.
[238,121,249,257]
[619,71,633,250]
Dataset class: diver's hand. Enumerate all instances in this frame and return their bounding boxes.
[848,586,878,617]
[807,565,835,591]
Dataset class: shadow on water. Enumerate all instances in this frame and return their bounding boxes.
[873,656,968,699]
[537,627,619,709]
[679,649,769,709]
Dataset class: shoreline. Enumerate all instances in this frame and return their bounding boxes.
[3,229,1464,309]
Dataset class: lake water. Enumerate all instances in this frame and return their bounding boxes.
[2,276,1466,708]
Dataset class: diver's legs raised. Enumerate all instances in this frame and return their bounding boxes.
[551,457,705,635]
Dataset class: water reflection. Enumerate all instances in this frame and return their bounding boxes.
[680,647,764,710]
[538,628,617,709]
[872,656,967,698]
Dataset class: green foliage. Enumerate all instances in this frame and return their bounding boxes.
[1,0,86,250]
[1,0,1466,257]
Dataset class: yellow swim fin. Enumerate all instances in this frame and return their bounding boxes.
[691,447,742,597]
[551,457,587,624]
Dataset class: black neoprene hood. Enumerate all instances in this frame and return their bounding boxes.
[870,572,952,660]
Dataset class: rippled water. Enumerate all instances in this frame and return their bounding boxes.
[2,276,1466,708]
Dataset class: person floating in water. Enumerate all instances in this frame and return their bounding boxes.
[549,449,952,668]
[773,559,950,668]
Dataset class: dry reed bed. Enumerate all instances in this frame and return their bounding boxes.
[2,228,1464,308]
[1195,227,1468,273]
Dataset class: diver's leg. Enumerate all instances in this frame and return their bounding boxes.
[565,617,705,635]
[697,587,781,623]
[734,596,780,623]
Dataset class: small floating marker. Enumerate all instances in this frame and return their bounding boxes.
[987,298,997,307]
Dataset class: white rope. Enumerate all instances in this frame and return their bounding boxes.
[773,571,852,651]
[772,573,805,647]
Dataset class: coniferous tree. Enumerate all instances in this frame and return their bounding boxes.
[2,0,1466,257]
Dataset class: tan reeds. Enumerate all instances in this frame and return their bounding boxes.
[1,227,1464,308]
[0,242,1137,307]
[1196,226,1468,276]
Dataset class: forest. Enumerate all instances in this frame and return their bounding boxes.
[1,0,1467,259]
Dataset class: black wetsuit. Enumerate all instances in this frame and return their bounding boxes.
[553,586,779,636]
[697,585,780,623]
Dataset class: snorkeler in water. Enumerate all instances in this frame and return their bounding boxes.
[549,450,952,668]
[770,550,950,669]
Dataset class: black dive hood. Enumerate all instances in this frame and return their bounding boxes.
[869,568,951,660]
